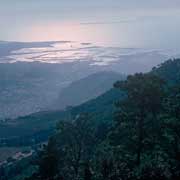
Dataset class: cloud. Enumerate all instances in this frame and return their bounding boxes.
[80,19,137,25]
[2,0,180,10]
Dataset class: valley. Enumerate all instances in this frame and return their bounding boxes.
[0,41,174,120]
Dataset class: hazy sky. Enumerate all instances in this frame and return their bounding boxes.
[1,0,180,48]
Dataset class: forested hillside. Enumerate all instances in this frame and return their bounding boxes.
[152,59,180,84]
[1,59,180,180]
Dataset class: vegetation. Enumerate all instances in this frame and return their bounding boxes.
[1,59,180,180]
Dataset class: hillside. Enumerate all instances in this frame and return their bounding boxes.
[0,88,124,146]
[8,58,180,180]
[0,58,180,146]
[0,61,100,120]
[55,71,125,110]
[152,58,180,84]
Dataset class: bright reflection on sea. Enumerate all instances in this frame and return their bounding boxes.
[6,41,177,67]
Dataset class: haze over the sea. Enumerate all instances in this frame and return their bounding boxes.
[1,0,180,49]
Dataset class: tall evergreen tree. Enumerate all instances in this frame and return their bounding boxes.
[162,85,180,179]
[38,138,59,180]
[109,73,165,178]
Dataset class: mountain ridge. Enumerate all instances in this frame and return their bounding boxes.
[54,71,126,110]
